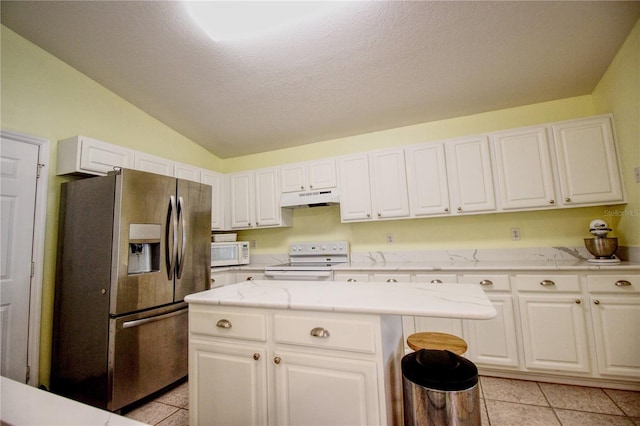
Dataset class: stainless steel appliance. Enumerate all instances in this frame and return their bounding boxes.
[265,241,349,281]
[211,241,250,267]
[52,168,211,411]
[584,219,620,264]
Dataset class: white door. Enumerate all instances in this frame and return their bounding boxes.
[0,136,39,382]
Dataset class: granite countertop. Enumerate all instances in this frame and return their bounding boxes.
[0,377,148,426]
[186,280,497,320]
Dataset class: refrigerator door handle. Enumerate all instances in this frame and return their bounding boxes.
[176,196,187,279]
[166,195,178,280]
[121,307,188,329]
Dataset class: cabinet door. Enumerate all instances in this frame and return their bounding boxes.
[338,155,372,221]
[446,136,496,214]
[552,116,624,205]
[492,127,557,209]
[134,152,174,176]
[369,149,410,219]
[174,162,201,182]
[518,294,590,373]
[79,136,133,175]
[307,159,337,190]
[190,340,267,426]
[590,296,640,378]
[201,170,226,230]
[464,294,519,368]
[280,163,306,193]
[254,168,281,227]
[229,172,254,229]
[273,350,380,426]
[405,143,451,216]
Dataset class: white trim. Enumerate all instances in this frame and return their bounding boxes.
[1,129,50,386]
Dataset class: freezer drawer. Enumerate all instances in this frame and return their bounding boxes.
[110,304,188,411]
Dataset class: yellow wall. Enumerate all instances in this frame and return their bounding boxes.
[1,18,638,387]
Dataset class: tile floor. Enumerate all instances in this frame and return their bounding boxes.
[123,376,640,425]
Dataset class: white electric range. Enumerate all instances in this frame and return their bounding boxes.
[264,241,349,281]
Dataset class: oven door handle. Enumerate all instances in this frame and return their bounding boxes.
[265,270,332,280]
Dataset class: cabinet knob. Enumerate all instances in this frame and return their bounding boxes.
[549,199,555,204]
[216,319,232,329]
[101,288,107,295]
[430,279,443,284]
[444,208,449,212]
[457,207,462,212]
[309,185,313,189]
[615,280,631,287]
[347,278,357,282]
[386,278,398,283]
[253,353,260,361]
[479,280,493,286]
[575,299,581,304]
[366,213,371,218]
[377,213,382,217]
[246,276,254,281]
[310,327,330,338]
[300,185,304,190]
[565,197,571,203]
[248,222,252,226]
[274,357,281,365]
[256,222,259,226]
[539,280,555,287]
[594,300,600,305]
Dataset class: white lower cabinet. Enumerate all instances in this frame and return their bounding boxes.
[189,306,403,426]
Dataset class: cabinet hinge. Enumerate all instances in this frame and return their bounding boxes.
[26,365,30,383]
[31,262,35,277]
[36,163,45,178]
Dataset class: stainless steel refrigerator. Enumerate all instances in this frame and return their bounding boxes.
[52,168,211,411]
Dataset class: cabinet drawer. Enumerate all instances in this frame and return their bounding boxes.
[515,275,580,292]
[274,314,376,353]
[190,309,267,342]
[587,275,640,294]
[461,274,510,291]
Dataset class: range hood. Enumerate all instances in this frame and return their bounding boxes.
[280,189,340,208]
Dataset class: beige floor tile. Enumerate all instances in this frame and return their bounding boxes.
[485,400,560,426]
[155,381,189,408]
[125,401,180,425]
[554,409,634,426]
[539,382,625,415]
[480,399,490,425]
[480,376,548,406]
[604,388,640,417]
[156,408,189,426]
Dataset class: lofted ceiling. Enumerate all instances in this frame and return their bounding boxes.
[2,1,639,159]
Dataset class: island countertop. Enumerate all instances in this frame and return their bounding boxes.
[185,280,496,319]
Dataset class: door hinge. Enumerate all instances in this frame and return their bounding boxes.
[26,365,30,383]
[31,262,35,277]
[36,163,45,178]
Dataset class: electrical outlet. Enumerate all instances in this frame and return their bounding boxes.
[635,166,640,183]
[386,234,394,243]
[511,228,521,240]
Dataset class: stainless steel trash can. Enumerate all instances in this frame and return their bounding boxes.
[402,349,480,426]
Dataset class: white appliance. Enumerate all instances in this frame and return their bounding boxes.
[280,188,340,208]
[265,241,349,281]
[211,241,250,267]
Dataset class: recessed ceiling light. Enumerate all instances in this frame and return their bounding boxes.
[185,1,346,42]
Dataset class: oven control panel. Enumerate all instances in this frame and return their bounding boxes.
[289,241,349,256]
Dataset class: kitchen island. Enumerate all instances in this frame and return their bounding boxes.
[185,280,495,426]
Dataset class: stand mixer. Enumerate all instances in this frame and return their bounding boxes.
[584,219,620,264]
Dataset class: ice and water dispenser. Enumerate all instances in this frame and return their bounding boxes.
[127,224,161,274]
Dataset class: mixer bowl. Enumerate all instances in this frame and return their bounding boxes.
[584,237,618,258]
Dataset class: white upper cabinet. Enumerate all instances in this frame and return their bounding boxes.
[445,136,496,214]
[201,170,226,231]
[280,159,337,193]
[229,168,292,229]
[492,126,557,210]
[338,149,409,222]
[552,115,625,206]
[405,142,451,216]
[134,152,174,176]
[174,162,202,182]
[57,135,133,176]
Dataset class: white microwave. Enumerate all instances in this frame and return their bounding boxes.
[211,241,250,267]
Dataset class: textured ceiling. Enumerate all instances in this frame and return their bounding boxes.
[2,1,639,158]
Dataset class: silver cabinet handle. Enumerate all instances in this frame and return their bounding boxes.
[480,280,493,286]
[430,279,443,284]
[540,280,556,287]
[253,353,260,361]
[386,278,398,283]
[216,319,232,328]
[615,280,632,287]
[347,278,357,282]
[310,327,330,338]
